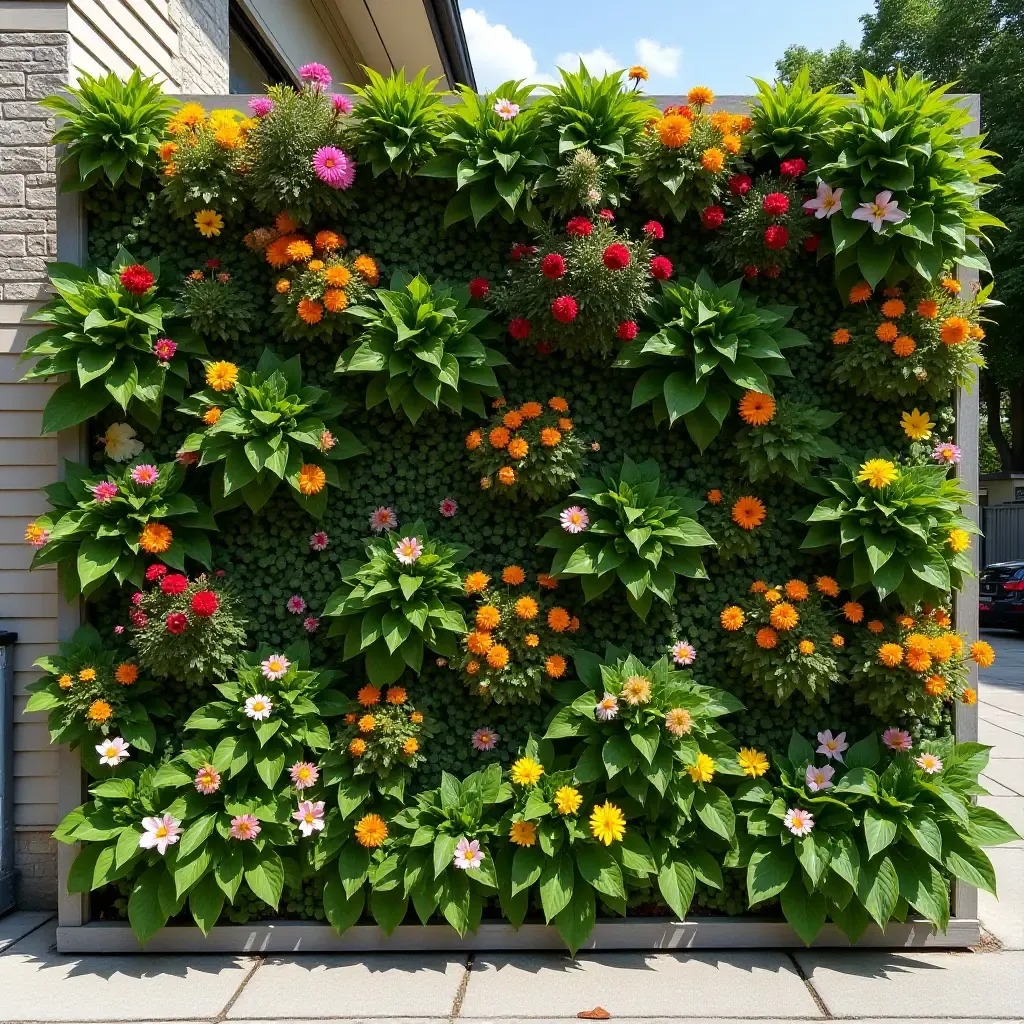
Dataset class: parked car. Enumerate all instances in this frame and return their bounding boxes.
[980,560,1024,632]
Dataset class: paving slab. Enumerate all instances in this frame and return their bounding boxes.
[981,759,1024,797]
[0,922,256,1021]
[979,846,1024,950]
[981,773,1018,797]
[226,954,467,1019]
[979,719,1024,754]
[0,911,52,952]
[792,949,1024,1017]
[980,705,1024,736]
[458,952,823,1019]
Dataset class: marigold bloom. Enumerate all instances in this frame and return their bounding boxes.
[785,580,809,602]
[770,602,799,631]
[971,640,995,667]
[843,601,864,623]
[721,606,744,630]
[756,627,778,649]
[323,288,347,313]
[738,390,776,426]
[892,335,916,357]
[665,707,693,737]
[78,667,97,682]
[941,277,962,295]
[701,147,725,172]
[917,298,939,318]
[489,426,510,449]
[465,430,482,451]
[722,132,742,154]
[738,748,769,777]
[353,254,379,284]
[622,674,652,705]
[206,361,239,391]
[831,634,845,648]
[706,488,723,504]
[732,496,766,530]
[467,631,492,656]
[925,674,947,696]
[502,565,526,585]
[687,85,714,105]
[476,603,501,629]
[878,642,903,667]
[354,813,388,847]
[115,663,139,685]
[358,714,375,733]
[554,785,582,815]
[849,281,873,304]
[486,644,509,669]
[590,801,626,845]
[510,756,544,786]
[139,522,172,553]
[464,571,490,594]
[832,328,851,345]
[906,648,932,672]
[545,654,567,678]
[797,640,814,655]
[402,737,419,755]
[514,596,538,620]
[357,684,381,706]
[947,528,971,553]
[687,752,716,783]
[87,699,112,723]
[658,114,692,148]
[962,687,978,705]
[315,230,343,252]
[503,410,524,429]
[858,459,899,489]
[547,606,570,632]
[875,321,898,343]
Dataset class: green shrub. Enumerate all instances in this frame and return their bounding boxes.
[731,397,843,483]
[747,69,845,161]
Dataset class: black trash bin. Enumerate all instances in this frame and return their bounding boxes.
[0,629,16,915]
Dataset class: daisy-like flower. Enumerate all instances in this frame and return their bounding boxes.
[554,785,583,815]
[309,530,329,552]
[510,757,544,786]
[370,506,398,533]
[139,814,181,855]
[671,640,696,666]
[153,337,177,362]
[289,762,319,789]
[453,837,484,869]
[354,813,388,847]
[857,458,899,489]
[621,674,652,705]
[471,726,499,751]
[802,180,843,218]
[286,594,306,615]
[99,422,144,462]
[510,820,537,847]
[244,694,273,720]
[229,814,261,841]
[851,190,908,233]
[194,764,220,794]
[595,693,619,721]
[90,480,118,503]
[303,616,319,633]
[194,209,223,237]
[932,441,962,465]
[205,361,239,392]
[131,464,159,486]
[560,506,589,533]
[784,808,814,837]
[24,522,49,547]
[665,707,693,737]
[816,730,848,762]
[687,753,716,783]
[96,736,130,766]
[261,654,290,680]
[293,800,326,837]
[394,536,423,565]
[439,497,458,518]
[916,752,943,774]
[901,409,934,441]
[738,747,769,777]
[313,146,356,189]
[589,801,626,845]
[805,764,835,792]
[882,727,913,752]
[493,97,519,120]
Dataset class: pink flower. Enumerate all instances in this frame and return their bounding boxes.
[132,591,144,606]
[331,93,353,114]
[145,564,167,581]
[394,536,423,565]
[131,464,159,486]
[289,761,320,790]
[261,654,290,681]
[249,96,274,117]
[96,736,130,766]
[882,727,913,752]
[816,730,848,762]
[599,208,615,221]
[805,764,835,792]
[560,506,589,533]
[319,429,336,452]
[784,808,814,837]
[472,727,499,751]
[293,800,326,837]
[113,624,124,635]
[932,441,962,465]
[229,814,261,841]
[803,180,843,219]
[25,525,49,547]
[287,594,306,615]
[130,610,148,628]
[453,837,483,870]
[851,190,908,233]
[642,220,665,239]
[165,613,188,635]
[298,62,332,89]
[671,640,696,666]
[153,337,177,361]
[916,752,944,774]
[303,616,319,633]
[309,530,329,551]
[493,97,519,120]
[370,506,398,533]
[595,693,618,721]
[90,480,118,503]
[139,814,181,855]
[194,764,221,794]
[313,146,355,189]
[439,497,458,518]
[177,449,199,466]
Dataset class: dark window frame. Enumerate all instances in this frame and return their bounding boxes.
[229,0,295,89]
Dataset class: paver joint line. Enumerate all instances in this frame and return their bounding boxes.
[786,952,833,1020]
[213,956,264,1023]
[449,953,474,1021]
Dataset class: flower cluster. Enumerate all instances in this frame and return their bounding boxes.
[335,686,425,778]
[700,486,769,562]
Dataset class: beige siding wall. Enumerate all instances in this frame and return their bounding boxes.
[67,0,178,85]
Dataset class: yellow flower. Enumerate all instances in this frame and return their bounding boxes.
[901,409,934,441]
[194,209,224,237]
[297,464,326,495]
[554,786,582,815]
[701,147,725,172]
[205,361,239,392]
[687,85,714,106]
[358,714,375,733]
[628,65,648,81]
[510,757,544,786]
[509,820,537,847]
[857,459,898,489]
[971,640,995,668]
[738,748,769,778]
[589,801,626,845]
[686,752,716,783]
[878,642,903,667]
[87,699,112,723]
[621,674,652,705]
[58,674,73,689]
[78,667,97,682]
[798,640,815,655]
[354,813,388,848]
[402,737,419,755]
[947,528,970,553]
[203,407,222,425]
[168,101,205,132]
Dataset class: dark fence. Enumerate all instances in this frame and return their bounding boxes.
[983,504,1024,566]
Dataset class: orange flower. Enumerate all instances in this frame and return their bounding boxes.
[464,571,490,594]
[962,687,977,705]
[275,278,290,294]
[843,601,864,623]
[971,640,995,668]
[738,390,776,426]
[706,488,723,504]
[410,711,424,723]
[831,634,845,648]
[540,427,562,447]
[756,627,778,649]
[265,236,296,267]
[308,259,325,272]
[917,298,939,319]
[286,240,313,262]
[878,643,903,667]
[701,147,725,172]
[276,211,300,234]
[325,264,351,287]
[815,575,839,597]
[489,426,510,449]
[849,281,873,304]
[497,466,516,486]
[722,132,742,154]
[357,685,381,706]
[658,114,692,148]
[502,565,526,585]
[115,663,139,685]
[558,417,574,432]
[486,644,509,669]
[892,335,916,357]
[514,596,538,620]
[545,654,567,678]
[476,605,500,630]
[688,85,715,105]
[770,602,799,631]
[323,288,347,313]
[876,321,899,343]
[832,328,851,346]
[467,631,493,655]
[971,325,985,340]
[524,632,540,647]
[924,674,946,696]
[465,430,482,450]
[203,407,222,425]
[537,573,558,589]
[297,297,323,324]
[465,659,480,675]
[403,737,419,755]
[881,298,906,318]
[934,608,951,628]
[87,699,112,723]
[732,496,766,530]
[349,738,366,756]
[315,230,343,252]
[503,410,524,429]
[710,111,732,132]
[508,437,529,459]
[720,606,745,630]
[897,615,916,628]
[345,713,357,725]
[866,620,883,634]
[548,397,569,413]
[784,580,809,602]
[940,316,971,346]
[358,714,375,733]
[906,648,932,672]
[732,113,753,133]
[798,640,815,655]
[353,254,379,285]
[547,606,570,631]
[139,522,172,553]
[297,464,326,495]
[750,580,768,593]
[940,277,962,295]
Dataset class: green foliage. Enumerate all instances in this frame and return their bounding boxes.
[799,454,977,608]
[178,267,261,343]
[732,398,844,483]
[22,248,204,433]
[748,69,847,161]
[337,271,507,422]
[348,67,447,178]
[179,349,367,517]
[29,458,215,600]
[549,148,612,214]
[419,81,553,227]
[42,69,175,191]
[614,271,809,451]
[325,522,469,685]
[539,456,715,620]
[775,42,861,92]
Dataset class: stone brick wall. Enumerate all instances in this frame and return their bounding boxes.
[14,831,58,909]
[171,0,229,94]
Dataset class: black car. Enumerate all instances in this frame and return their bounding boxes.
[979,561,1024,632]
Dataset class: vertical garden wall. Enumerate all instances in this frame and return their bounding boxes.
[16,64,1022,951]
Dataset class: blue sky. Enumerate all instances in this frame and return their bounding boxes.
[462,1,873,93]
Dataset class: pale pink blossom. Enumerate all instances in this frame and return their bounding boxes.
[303,616,319,633]
[802,180,843,219]
[289,761,320,790]
[261,654,290,681]
[453,836,483,869]
[595,693,619,721]
[471,727,499,751]
[139,814,181,854]
[850,190,909,233]
[560,506,589,533]
[194,764,221,794]
[493,98,519,120]
[319,429,336,452]
[394,536,423,565]
[96,736,130,766]
[784,808,814,837]
[293,799,326,837]
[229,814,261,840]
[882,727,913,752]
[932,441,962,465]
[244,694,273,720]
[439,497,458,518]
[309,530,329,551]
[916,752,943,774]
[370,506,398,532]
[671,640,696,666]
[286,594,306,615]
[131,464,159,486]
[805,764,835,792]
[816,730,848,762]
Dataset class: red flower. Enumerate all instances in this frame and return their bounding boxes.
[764,225,789,250]
[650,256,673,280]
[551,295,578,323]
[617,320,638,341]
[762,192,790,215]
[566,216,593,237]
[509,317,531,340]
[599,208,615,221]
[642,220,664,239]
[160,573,189,595]
[779,158,807,178]
[165,612,188,635]
[541,253,566,279]
[728,174,752,196]
[535,341,552,356]
[205,258,222,268]
[191,590,219,617]
[130,609,148,628]
[803,234,821,252]
[701,205,725,230]
[510,243,536,261]
[743,264,759,279]
[602,243,630,270]
[763,264,781,278]
[145,563,168,581]
[119,264,155,295]
[468,277,489,298]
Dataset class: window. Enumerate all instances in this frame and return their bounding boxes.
[229,1,293,93]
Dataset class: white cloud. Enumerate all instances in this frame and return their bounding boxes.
[462,9,538,91]
[635,39,680,79]
[552,48,621,80]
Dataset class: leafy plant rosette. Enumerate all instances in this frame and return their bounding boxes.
[699,487,770,562]
[731,396,844,484]
[613,271,808,452]
[798,452,978,609]
[458,565,580,704]
[337,271,507,423]
[736,730,1021,945]
[178,264,261,343]
[42,68,176,191]
[829,280,990,402]
[419,80,554,227]
[489,217,656,356]
[465,396,588,500]
[26,458,216,600]
[178,349,367,518]
[717,579,846,703]
[161,104,253,217]
[324,522,469,685]
[22,248,204,433]
[127,569,248,687]
[539,456,715,621]
[809,70,1003,292]
[747,69,846,163]
[25,625,166,759]
[631,91,750,221]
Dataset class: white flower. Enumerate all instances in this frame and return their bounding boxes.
[816,729,848,762]
[493,98,519,121]
[850,190,909,233]
[595,693,619,721]
[453,836,483,869]
[805,764,835,792]
[96,736,130,766]
[293,799,326,837]
[99,422,144,462]
[139,814,181,855]
[261,654,290,681]
[916,752,944,774]
[784,807,814,837]
[802,179,843,219]
[244,694,273,720]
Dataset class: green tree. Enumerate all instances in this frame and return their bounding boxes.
[775,42,861,90]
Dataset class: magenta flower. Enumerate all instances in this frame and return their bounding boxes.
[932,441,962,465]
[229,814,261,841]
[303,615,319,633]
[313,146,355,189]
[439,497,458,518]
[289,761,320,790]
[153,337,177,361]
[882,727,913,752]
[298,62,332,89]
[671,640,696,666]
[90,480,118,503]
[309,530,329,551]
[560,506,589,534]
[131,464,159,486]
[370,506,398,533]
[131,591,144,606]
[286,594,306,615]
[113,624,124,635]
[471,726,499,751]
[331,93,353,114]
[249,96,274,117]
